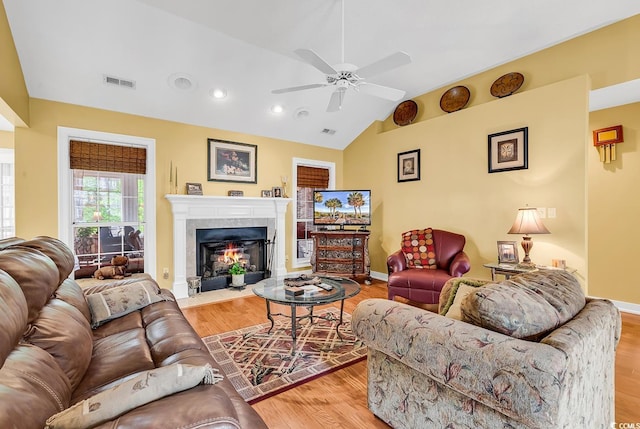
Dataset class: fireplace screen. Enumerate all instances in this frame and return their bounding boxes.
[196,227,269,291]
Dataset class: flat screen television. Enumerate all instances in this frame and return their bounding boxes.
[313,189,371,229]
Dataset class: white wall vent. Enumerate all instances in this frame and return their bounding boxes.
[103,75,136,89]
[321,128,336,135]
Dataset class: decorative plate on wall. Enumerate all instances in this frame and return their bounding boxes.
[490,72,524,98]
[393,100,418,126]
[440,86,470,113]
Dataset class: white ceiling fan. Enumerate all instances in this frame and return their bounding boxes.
[272,0,412,112]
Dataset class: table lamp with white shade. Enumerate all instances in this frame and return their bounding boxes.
[508,206,550,267]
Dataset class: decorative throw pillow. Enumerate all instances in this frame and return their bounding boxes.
[45,363,224,429]
[439,277,489,315]
[86,280,172,328]
[461,270,586,340]
[444,284,478,320]
[401,228,437,269]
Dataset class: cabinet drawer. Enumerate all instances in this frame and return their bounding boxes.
[316,250,362,259]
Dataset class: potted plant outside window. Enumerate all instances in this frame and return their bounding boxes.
[229,262,246,287]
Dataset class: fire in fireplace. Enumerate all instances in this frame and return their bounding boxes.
[196,227,270,291]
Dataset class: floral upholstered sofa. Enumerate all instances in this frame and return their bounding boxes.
[352,270,621,428]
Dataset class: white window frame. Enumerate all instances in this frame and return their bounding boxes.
[291,157,335,269]
[0,148,15,238]
[57,127,156,277]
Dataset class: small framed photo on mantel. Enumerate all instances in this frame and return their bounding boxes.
[186,183,203,195]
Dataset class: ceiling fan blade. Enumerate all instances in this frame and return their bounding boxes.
[357,82,406,101]
[327,88,346,112]
[294,49,338,75]
[271,83,327,94]
[356,51,412,79]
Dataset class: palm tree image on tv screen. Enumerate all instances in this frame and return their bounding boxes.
[313,190,371,228]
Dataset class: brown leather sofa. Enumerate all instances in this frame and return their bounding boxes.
[0,236,267,429]
[387,228,470,307]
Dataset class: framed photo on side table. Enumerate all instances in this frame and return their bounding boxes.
[497,241,519,264]
[488,127,528,173]
[397,149,420,182]
[208,138,257,183]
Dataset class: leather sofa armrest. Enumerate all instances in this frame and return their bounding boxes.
[387,249,407,274]
[448,251,471,277]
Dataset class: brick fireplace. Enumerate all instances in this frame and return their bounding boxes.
[166,195,290,298]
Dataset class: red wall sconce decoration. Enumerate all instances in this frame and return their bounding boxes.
[593,125,623,164]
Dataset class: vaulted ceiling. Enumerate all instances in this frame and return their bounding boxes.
[3,1,640,148]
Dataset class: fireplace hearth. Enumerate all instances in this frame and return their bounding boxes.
[196,227,270,291]
[166,195,290,299]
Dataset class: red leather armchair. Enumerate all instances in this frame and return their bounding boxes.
[387,228,470,306]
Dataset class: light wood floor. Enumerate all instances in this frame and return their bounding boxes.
[181,280,640,428]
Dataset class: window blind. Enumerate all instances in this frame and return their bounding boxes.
[69,140,146,174]
[297,165,329,188]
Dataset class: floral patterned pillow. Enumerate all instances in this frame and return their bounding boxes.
[400,228,437,269]
[461,270,586,340]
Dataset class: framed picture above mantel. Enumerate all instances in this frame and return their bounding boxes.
[207,138,257,183]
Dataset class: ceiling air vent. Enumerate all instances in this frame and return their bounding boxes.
[103,75,136,89]
[321,128,336,135]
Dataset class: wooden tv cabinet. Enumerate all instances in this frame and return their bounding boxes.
[309,230,371,284]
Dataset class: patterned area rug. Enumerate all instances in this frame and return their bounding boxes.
[202,308,366,404]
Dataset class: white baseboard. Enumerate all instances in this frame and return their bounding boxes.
[606,299,640,315]
[370,270,388,281]
[582,295,640,314]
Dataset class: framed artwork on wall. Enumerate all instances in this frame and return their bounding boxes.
[207,138,257,183]
[488,127,528,173]
[397,149,421,182]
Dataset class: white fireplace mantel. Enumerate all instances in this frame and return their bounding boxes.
[166,194,291,298]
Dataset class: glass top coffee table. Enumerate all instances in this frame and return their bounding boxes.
[252,275,360,352]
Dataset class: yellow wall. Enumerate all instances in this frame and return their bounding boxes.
[346,76,589,285]
[15,98,342,288]
[0,130,13,148]
[588,102,640,303]
[0,2,29,126]
[379,14,640,133]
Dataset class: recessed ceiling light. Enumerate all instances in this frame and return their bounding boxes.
[210,88,227,99]
[168,73,197,91]
[294,107,311,120]
[271,104,284,114]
